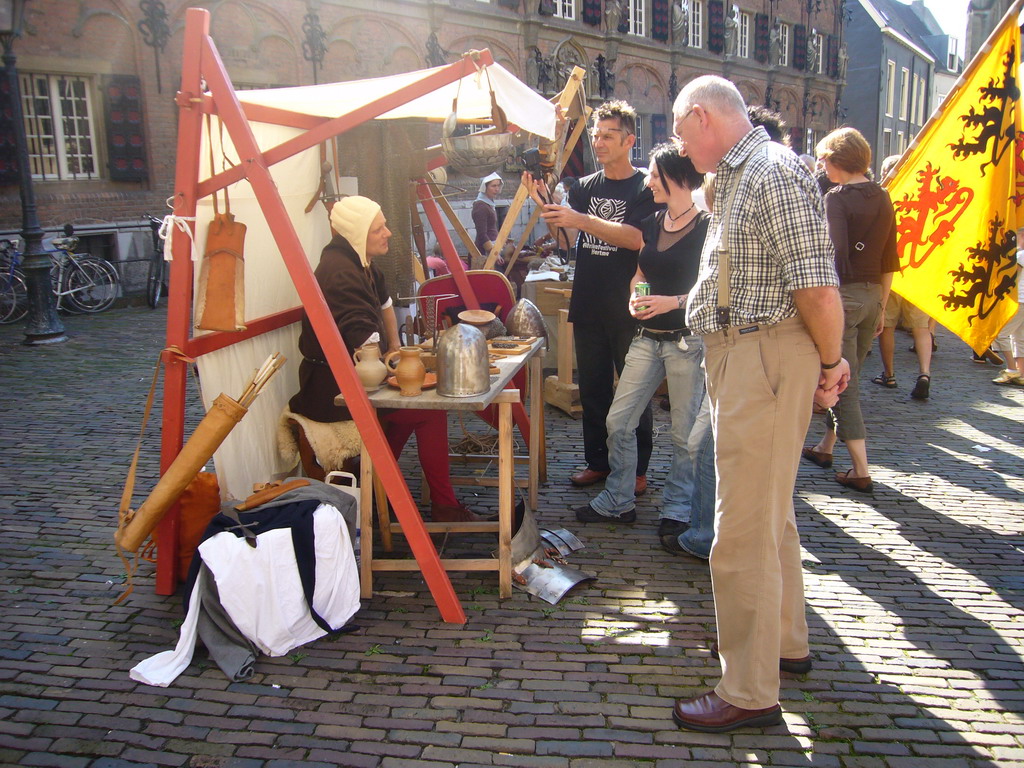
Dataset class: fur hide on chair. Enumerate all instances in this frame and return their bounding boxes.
[278,410,362,474]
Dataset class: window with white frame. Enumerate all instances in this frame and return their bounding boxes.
[689,0,704,48]
[813,33,824,73]
[947,36,960,71]
[882,129,892,159]
[777,23,790,67]
[739,12,751,58]
[897,130,905,153]
[20,73,99,181]
[628,0,645,36]
[553,0,576,19]
[917,75,927,123]
[885,60,896,116]
[899,67,909,120]
[631,116,645,163]
[911,73,920,125]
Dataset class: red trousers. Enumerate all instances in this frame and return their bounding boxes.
[381,409,458,508]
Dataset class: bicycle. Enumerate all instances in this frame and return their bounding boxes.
[0,231,121,322]
[0,240,27,323]
[144,214,166,309]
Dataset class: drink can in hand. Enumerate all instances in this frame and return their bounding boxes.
[634,281,650,311]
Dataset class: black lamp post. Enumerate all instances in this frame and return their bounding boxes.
[0,0,65,344]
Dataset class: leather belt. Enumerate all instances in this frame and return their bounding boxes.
[638,327,690,342]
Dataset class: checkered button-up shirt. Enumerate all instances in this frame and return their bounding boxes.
[686,128,839,336]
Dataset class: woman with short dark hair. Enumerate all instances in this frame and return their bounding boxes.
[575,143,710,554]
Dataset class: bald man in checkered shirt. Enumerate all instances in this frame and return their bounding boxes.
[669,75,851,733]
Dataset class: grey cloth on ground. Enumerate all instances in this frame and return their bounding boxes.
[196,562,258,681]
[200,477,359,681]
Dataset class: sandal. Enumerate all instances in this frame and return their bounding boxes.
[801,447,833,469]
[911,373,931,400]
[872,372,897,389]
[835,469,874,494]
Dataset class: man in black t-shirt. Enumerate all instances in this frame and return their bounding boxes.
[527,101,661,493]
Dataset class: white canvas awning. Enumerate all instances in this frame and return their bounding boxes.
[239,61,557,140]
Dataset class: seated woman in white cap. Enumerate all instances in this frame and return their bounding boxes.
[472,172,503,262]
[288,196,485,523]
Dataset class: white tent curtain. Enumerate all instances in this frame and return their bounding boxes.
[239,61,558,139]
[193,118,329,500]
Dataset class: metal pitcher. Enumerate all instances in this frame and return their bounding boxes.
[436,323,490,397]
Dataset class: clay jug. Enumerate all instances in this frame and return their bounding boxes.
[385,346,427,397]
[352,343,388,391]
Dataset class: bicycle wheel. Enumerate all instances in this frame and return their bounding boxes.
[64,257,119,313]
[146,253,166,309]
[0,270,27,323]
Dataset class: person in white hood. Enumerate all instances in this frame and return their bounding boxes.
[289,196,487,522]
[472,172,503,259]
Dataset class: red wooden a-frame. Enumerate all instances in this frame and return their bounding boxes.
[155,7,527,623]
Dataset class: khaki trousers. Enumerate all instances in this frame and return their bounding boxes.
[703,317,819,709]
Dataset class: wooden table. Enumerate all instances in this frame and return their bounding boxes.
[336,339,545,598]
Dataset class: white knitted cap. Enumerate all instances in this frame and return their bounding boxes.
[330,196,382,268]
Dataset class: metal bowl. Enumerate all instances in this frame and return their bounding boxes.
[505,298,548,341]
[442,133,515,177]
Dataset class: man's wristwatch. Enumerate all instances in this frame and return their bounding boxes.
[820,358,842,370]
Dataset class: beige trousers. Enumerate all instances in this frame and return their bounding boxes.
[703,317,819,709]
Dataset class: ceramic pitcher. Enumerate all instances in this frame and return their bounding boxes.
[385,346,427,396]
[352,343,388,391]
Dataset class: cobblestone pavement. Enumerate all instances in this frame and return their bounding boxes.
[0,306,1022,768]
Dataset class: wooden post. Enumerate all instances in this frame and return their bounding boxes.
[542,288,582,418]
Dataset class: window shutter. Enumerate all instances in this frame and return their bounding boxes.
[0,74,19,184]
[651,0,670,41]
[652,113,667,145]
[827,34,839,78]
[497,0,521,10]
[754,13,770,63]
[538,0,555,15]
[707,0,725,54]
[582,0,602,25]
[793,24,807,70]
[104,75,148,183]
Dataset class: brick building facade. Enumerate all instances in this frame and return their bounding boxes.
[0,0,844,260]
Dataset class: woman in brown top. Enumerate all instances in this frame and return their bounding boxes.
[802,127,899,494]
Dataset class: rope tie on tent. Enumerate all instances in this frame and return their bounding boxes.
[158,213,199,261]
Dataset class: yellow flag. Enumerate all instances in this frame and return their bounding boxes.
[886,6,1021,354]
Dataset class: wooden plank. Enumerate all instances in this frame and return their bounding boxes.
[371,559,499,571]
[484,182,529,269]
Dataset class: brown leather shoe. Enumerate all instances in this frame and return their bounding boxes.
[672,691,783,733]
[634,475,648,496]
[570,468,609,487]
[709,642,812,674]
[835,469,873,494]
[800,447,833,469]
[430,503,492,522]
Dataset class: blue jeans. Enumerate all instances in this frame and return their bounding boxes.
[591,333,705,518]
[676,396,714,559]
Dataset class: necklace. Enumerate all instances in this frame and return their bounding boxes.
[666,202,695,223]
